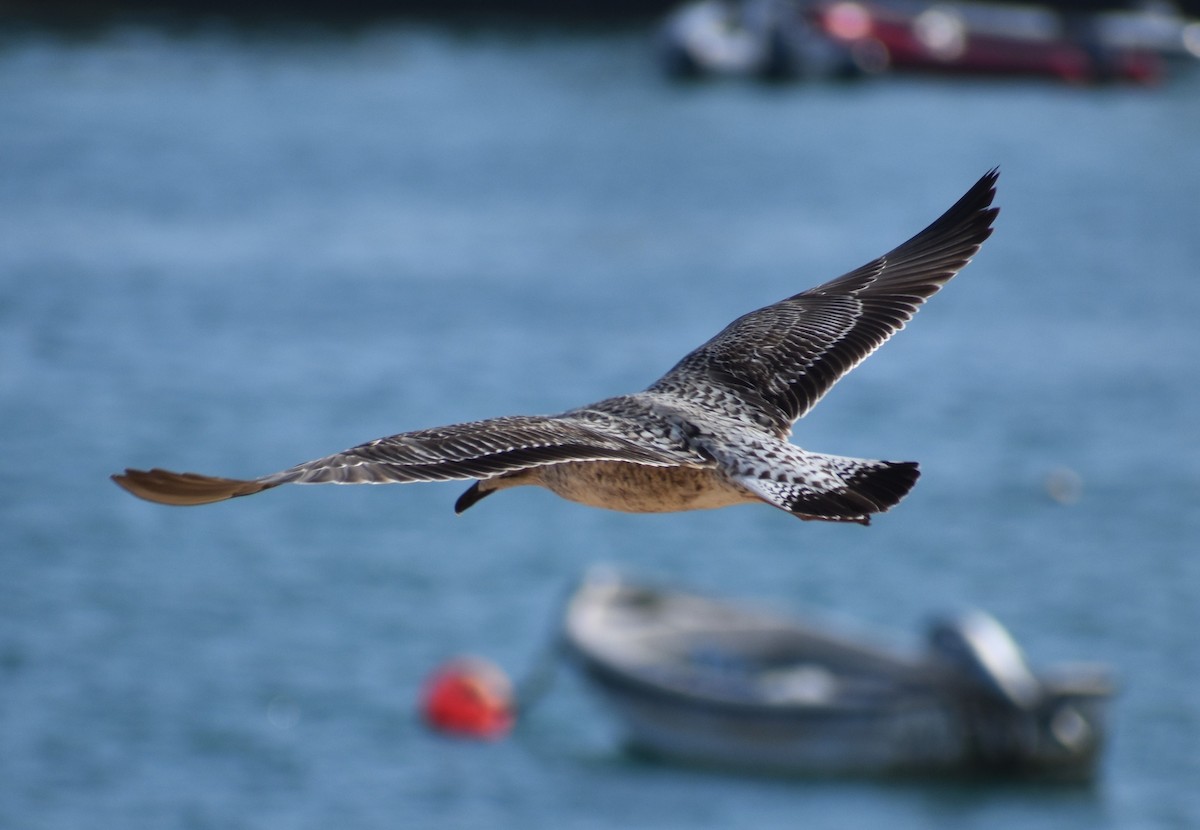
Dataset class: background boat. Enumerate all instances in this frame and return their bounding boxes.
[657,0,1199,82]
[564,569,1113,779]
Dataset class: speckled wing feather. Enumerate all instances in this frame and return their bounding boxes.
[112,414,690,506]
[270,414,692,484]
[648,170,999,436]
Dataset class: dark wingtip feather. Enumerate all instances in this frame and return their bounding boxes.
[112,467,271,506]
[889,168,1000,272]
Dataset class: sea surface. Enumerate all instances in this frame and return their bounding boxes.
[1,20,1197,830]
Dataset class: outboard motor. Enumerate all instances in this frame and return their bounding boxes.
[927,610,1046,769]
[927,610,1042,710]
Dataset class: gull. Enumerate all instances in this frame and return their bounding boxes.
[113,170,998,525]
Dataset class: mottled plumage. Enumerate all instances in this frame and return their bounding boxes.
[114,170,998,525]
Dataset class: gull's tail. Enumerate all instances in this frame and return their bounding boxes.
[734,455,921,526]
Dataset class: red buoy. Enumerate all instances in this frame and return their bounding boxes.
[421,657,515,740]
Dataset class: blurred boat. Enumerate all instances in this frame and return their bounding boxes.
[563,569,1112,779]
[810,0,1166,82]
[657,0,863,79]
[658,0,1197,82]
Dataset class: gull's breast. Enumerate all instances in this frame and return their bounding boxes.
[536,461,756,513]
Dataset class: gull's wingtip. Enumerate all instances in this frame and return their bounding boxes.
[962,166,1000,212]
[975,166,1001,209]
[112,467,270,506]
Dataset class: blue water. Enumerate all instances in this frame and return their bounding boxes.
[2,21,1198,830]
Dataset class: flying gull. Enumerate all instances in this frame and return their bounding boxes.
[113,170,998,525]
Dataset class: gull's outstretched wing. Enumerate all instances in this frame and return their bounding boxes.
[648,170,999,436]
[112,414,686,506]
